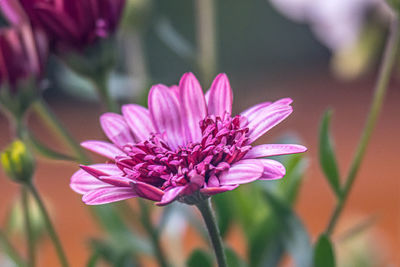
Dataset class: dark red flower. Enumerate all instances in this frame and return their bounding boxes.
[16,0,126,50]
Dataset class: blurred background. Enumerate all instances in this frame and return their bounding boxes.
[0,0,399,266]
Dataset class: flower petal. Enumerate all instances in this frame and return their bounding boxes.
[131,181,165,201]
[81,140,124,160]
[244,144,307,159]
[148,84,186,150]
[82,187,137,205]
[70,164,123,194]
[179,72,207,143]
[219,159,264,185]
[100,113,134,147]
[207,73,233,117]
[246,103,293,144]
[240,101,272,121]
[200,185,239,196]
[259,159,286,180]
[122,104,155,142]
[156,186,186,206]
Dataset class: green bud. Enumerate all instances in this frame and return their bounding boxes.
[1,140,35,184]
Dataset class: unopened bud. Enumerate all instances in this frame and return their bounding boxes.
[1,140,35,184]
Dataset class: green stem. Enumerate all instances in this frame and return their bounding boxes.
[325,17,400,236]
[0,229,25,267]
[21,187,35,267]
[195,0,217,85]
[138,200,169,267]
[32,98,90,164]
[27,183,69,267]
[90,74,118,113]
[196,199,227,267]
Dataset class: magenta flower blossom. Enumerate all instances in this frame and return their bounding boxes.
[0,3,47,93]
[71,73,307,206]
[3,0,126,51]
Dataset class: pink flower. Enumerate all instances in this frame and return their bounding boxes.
[0,3,47,92]
[10,0,126,51]
[70,73,307,206]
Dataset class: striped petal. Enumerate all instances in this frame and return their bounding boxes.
[70,164,123,194]
[219,159,264,185]
[179,73,207,143]
[149,84,186,150]
[156,186,186,206]
[200,185,239,196]
[100,113,134,147]
[82,187,137,205]
[246,103,293,144]
[207,73,233,117]
[244,144,307,159]
[131,181,165,201]
[240,101,272,121]
[81,140,124,159]
[122,104,155,142]
[259,159,286,180]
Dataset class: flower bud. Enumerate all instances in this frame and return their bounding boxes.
[1,140,35,184]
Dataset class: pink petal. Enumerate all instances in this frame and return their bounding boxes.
[240,101,272,121]
[179,73,207,143]
[0,0,28,25]
[81,140,124,160]
[219,159,264,185]
[200,185,239,196]
[156,186,186,206]
[244,144,307,159]
[207,73,233,117]
[70,164,123,194]
[100,113,135,147]
[148,84,186,150]
[82,187,137,205]
[246,103,293,144]
[259,159,286,180]
[121,104,155,142]
[131,181,164,202]
[275,98,293,105]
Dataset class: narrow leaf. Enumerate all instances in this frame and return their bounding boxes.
[314,234,335,267]
[186,249,213,267]
[225,246,247,267]
[319,110,341,197]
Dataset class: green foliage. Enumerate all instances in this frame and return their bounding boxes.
[319,110,341,197]
[88,239,139,267]
[314,235,335,267]
[249,190,313,267]
[186,249,213,267]
[225,246,247,267]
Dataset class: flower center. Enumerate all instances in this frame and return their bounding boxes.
[115,114,251,190]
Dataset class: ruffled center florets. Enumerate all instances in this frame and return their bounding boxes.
[115,114,251,191]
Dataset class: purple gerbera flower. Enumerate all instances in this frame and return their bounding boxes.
[70,73,306,206]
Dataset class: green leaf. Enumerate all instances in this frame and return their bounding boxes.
[225,246,247,267]
[213,193,235,237]
[314,234,335,267]
[186,249,213,267]
[249,191,313,267]
[27,131,76,162]
[319,110,341,197]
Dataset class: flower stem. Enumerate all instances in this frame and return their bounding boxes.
[0,229,25,267]
[22,187,35,267]
[32,98,90,164]
[325,17,400,236]
[90,74,118,113]
[138,199,169,267]
[196,0,217,85]
[196,199,227,267]
[27,183,69,267]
